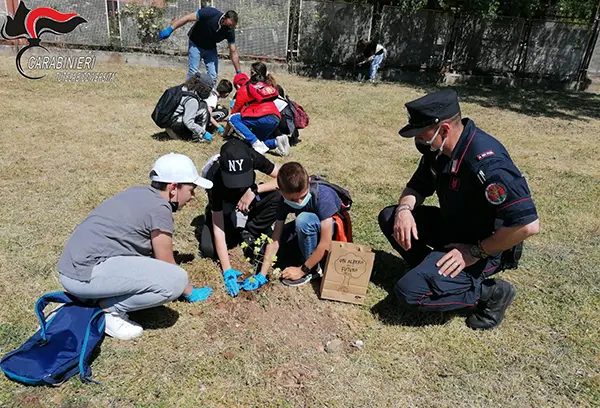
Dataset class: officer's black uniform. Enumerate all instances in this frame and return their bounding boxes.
[379,90,538,312]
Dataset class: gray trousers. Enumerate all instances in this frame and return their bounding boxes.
[59,256,189,314]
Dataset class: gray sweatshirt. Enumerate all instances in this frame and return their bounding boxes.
[172,86,209,139]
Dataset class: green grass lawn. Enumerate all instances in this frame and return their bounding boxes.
[0,55,599,407]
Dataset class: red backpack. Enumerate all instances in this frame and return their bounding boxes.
[287,97,309,129]
[246,82,279,103]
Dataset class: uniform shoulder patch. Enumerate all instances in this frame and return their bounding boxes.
[485,182,507,205]
[476,150,495,160]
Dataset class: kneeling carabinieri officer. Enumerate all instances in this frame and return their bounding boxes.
[378,89,540,330]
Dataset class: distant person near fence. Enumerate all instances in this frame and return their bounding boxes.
[158,8,242,82]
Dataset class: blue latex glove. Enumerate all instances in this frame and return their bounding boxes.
[158,26,173,40]
[183,286,213,302]
[223,268,243,297]
[241,273,268,291]
[217,125,225,134]
[203,132,213,142]
[229,99,235,110]
[236,69,242,74]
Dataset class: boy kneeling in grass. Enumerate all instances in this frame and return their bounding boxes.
[241,162,345,290]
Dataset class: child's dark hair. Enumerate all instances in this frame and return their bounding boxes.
[151,181,168,191]
[277,162,309,193]
[184,74,212,99]
[250,61,267,83]
[150,180,193,190]
[224,10,238,23]
[217,79,233,95]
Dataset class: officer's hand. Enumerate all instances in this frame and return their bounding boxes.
[393,208,418,251]
[436,244,478,278]
[237,188,256,213]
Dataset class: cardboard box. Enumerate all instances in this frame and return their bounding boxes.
[319,241,375,305]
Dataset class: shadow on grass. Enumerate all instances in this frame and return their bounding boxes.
[419,84,600,121]
[370,249,465,327]
[151,131,171,141]
[129,306,179,330]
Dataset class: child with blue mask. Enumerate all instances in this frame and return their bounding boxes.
[240,162,345,290]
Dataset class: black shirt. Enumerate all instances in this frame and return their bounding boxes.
[189,7,235,50]
[205,149,275,212]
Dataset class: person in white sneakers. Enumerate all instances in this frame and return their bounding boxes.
[225,62,289,156]
[57,153,214,340]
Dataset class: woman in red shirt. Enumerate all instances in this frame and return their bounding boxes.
[226,62,289,156]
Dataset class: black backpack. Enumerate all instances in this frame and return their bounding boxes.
[309,175,352,212]
[151,86,200,128]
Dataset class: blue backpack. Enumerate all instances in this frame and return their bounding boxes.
[0,292,105,386]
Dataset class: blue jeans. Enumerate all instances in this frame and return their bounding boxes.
[229,113,279,149]
[295,213,335,262]
[370,54,384,81]
[187,41,218,83]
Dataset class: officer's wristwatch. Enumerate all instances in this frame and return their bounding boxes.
[250,183,259,197]
[300,264,311,274]
[469,241,488,259]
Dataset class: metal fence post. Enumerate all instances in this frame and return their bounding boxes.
[577,0,600,84]
[515,18,532,86]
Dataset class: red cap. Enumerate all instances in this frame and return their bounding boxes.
[233,73,249,87]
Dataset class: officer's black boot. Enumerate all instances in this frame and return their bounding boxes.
[466,279,516,330]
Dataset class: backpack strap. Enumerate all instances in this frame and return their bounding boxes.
[181,91,200,110]
[309,178,319,209]
[35,292,76,340]
[79,308,105,384]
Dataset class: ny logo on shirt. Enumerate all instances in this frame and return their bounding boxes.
[228,159,244,172]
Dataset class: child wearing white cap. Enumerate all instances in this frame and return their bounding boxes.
[57,153,213,340]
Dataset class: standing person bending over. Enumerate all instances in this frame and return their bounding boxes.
[58,154,213,340]
[159,8,241,82]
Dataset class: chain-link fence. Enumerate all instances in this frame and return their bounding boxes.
[380,8,451,70]
[452,15,526,74]
[24,0,111,46]
[298,0,372,65]
[588,34,600,78]
[213,0,290,59]
[523,20,591,79]
[1,0,599,83]
[119,0,199,54]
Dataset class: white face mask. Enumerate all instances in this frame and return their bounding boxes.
[415,125,446,157]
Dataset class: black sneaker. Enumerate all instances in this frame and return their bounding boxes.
[466,279,517,330]
[282,273,314,287]
[281,266,322,287]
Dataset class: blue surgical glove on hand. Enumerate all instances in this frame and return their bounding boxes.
[217,125,225,134]
[158,26,173,40]
[229,99,236,110]
[183,286,213,302]
[223,268,243,297]
[241,273,268,291]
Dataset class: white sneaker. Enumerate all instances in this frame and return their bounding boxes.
[273,135,290,157]
[104,312,143,340]
[252,140,269,155]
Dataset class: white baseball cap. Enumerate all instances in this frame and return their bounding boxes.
[150,153,213,189]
